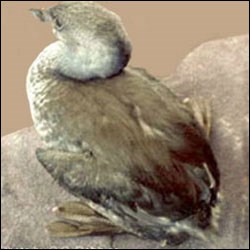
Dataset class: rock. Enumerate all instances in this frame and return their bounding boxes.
[1,35,249,249]
[163,34,249,249]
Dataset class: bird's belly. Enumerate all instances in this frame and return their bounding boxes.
[31,101,94,152]
[27,79,89,151]
[29,90,132,158]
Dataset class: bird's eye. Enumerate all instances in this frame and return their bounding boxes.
[54,19,64,31]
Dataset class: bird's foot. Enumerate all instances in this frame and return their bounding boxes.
[183,97,212,139]
[47,201,124,238]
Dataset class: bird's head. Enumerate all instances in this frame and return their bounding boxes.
[30,1,132,79]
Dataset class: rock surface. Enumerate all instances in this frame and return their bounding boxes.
[1,35,249,249]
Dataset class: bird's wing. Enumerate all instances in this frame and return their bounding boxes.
[36,134,213,220]
[126,67,220,203]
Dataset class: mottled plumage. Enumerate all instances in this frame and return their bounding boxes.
[27,1,220,245]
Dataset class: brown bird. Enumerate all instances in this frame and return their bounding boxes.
[27,1,220,245]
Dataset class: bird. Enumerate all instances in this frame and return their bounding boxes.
[27,1,220,245]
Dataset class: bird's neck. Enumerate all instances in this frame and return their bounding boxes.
[30,40,121,82]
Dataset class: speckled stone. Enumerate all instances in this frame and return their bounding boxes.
[1,35,249,249]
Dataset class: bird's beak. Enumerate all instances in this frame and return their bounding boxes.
[29,8,52,22]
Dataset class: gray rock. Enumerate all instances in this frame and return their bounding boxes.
[1,35,249,249]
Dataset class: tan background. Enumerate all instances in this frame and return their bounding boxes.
[1,1,249,136]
